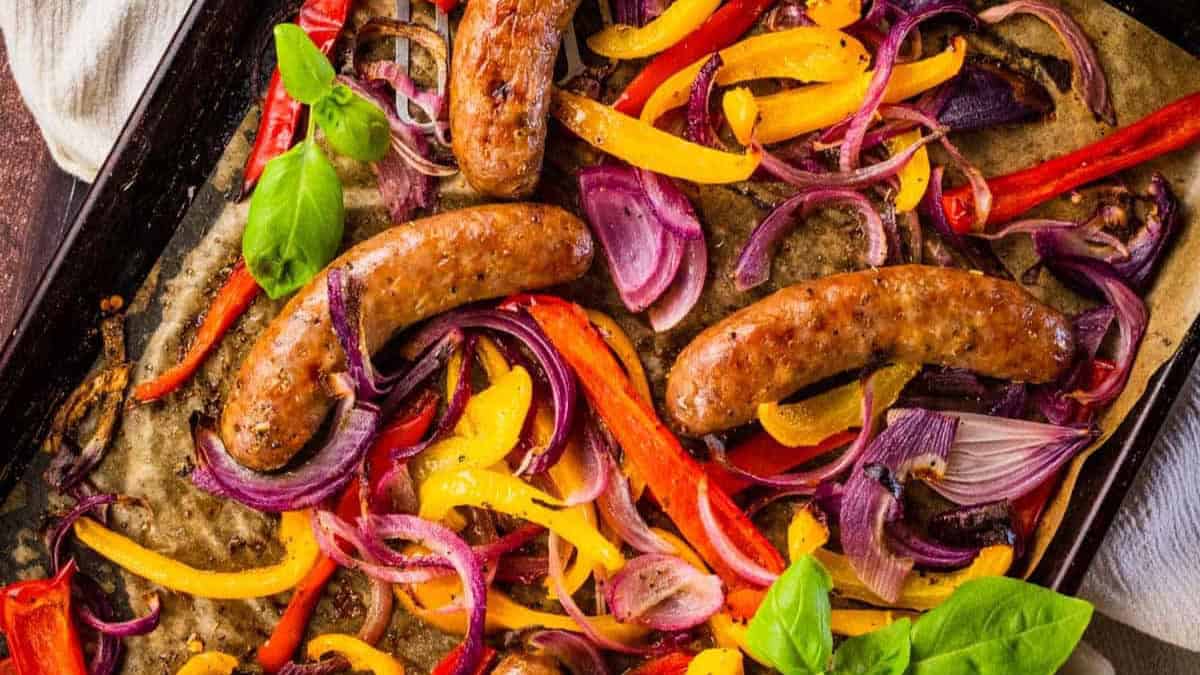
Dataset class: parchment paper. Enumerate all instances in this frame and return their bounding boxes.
[13,0,1199,671]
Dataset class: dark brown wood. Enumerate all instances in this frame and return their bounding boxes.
[0,40,87,348]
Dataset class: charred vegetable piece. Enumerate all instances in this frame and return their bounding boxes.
[936,61,1054,133]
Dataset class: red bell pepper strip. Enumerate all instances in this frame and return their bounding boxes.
[522,296,786,599]
[705,430,859,496]
[612,0,777,116]
[431,643,497,675]
[256,395,438,673]
[433,0,460,12]
[943,91,1200,234]
[0,561,87,675]
[133,260,261,403]
[628,651,695,675]
[241,0,353,197]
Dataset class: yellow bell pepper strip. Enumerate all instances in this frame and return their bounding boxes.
[806,0,863,28]
[813,545,1015,611]
[752,36,967,144]
[419,467,625,572]
[640,28,869,125]
[888,129,931,211]
[176,652,239,675]
[830,609,918,637]
[551,89,761,184]
[398,575,649,643]
[307,634,404,675]
[686,649,744,675]
[585,309,651,499]
[588,0,722,59]
[758,362,920,448]
[723,88,759,147]
[415,366,533,479]
[446,336,510,395]
[546,430,605,595]
[786,505,831,560]
[74,511,320,600]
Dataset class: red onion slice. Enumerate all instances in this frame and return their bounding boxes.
[47,493,118,573]
[734,188,887,290]
[979,0,1115,125]
[647,235,708,333]
[379,330,464,421]
[328,268,389,399]
[279,658,352,675]
[838,3,975,171]
[884,521,978,569]
[918,167,1012,278]
[968,218,1079,241]
[72,568,123,675]
[696,478,777,587]
[636,169,704,241]
[562,422,615,506]
[686,55,724,148]
[758,132,942,191]
[359,577,394,645]
[605,554,723,630]
[597,452,673,555]
[403,308,577,475]
[840,408,958,602]
[527,630,611,675]
[191,381,380,512]
[313,511,450,584]
[78,592,161,638]
[548,533,649,654]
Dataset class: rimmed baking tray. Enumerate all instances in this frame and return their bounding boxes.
[0,0,1196,599]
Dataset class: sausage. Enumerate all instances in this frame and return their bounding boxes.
[220,204,593,471]
[666,265,1076,436]
[450,0,579,198]
[491,653,562,675]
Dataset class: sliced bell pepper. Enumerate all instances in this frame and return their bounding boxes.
[751,36,967,144]
[74,511,320,599]
[446,336,511,395]
[418,467,625,572]
[544,425,606,595]
[176,652,239,675]
[241,0,352,196]
[613,0,778,115]
[630,652,696,675]
[522,296,786,604]
[942,90,1200,233]
[257,398,438,672]
[1013,472,1060,542]
[887,130,931,212]
[434,0,459,11]
[589,0,722,59]
[584,309,651,499]
[806,0,863,29]
[133,260,260,402]
[757,362,921,448]
[414,366,533,479]
[813,545,1014,610]
[786,506,830,560]
[0,561,87,675]
[432,643,497,675]
[704,430,858,496]
[398,576,649,643]
[552,89,761,183]
[306,634,404,675]
[640,28,869,125]
[686,649,744,675]
[723,88,759,147]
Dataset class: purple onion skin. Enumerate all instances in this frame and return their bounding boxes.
[929,500,1017,549]
[686,55,723,148]
[919,167,1013,279]
[938,62,1054,133]
[1112,174,1181,291]
[279,657,353,675]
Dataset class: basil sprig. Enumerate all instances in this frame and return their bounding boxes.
[747,556,1093,675]
[244,24,391,298]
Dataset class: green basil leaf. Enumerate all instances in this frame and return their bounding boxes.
[273,23,335,104]
[747,555,833,675]
[910,577,1093,675]
[243,138,344,299]
[312,85,392,162]
[831,618,911,675]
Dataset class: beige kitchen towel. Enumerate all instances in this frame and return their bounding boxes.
[0,0,192,181]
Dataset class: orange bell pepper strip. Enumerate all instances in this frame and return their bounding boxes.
[613,0,777,116]
[942,91,1200,234]
[0,561,88,675]
[630,652,697,675]
[432,644,497,675]
[133,259,260,402]
[705,430,857,496]
[588,0,722,60]
[521,296,786,603]
[256,395,438,672]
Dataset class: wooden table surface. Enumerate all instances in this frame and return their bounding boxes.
[1,21,1199,674]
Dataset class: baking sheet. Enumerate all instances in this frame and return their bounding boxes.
[4,0,1198,671]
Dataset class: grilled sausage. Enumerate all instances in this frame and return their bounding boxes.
[491,653,562,675]
[221,204,593,471]
[666,265,1076,436]
[450,0,579,198]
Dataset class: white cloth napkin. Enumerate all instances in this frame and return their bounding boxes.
[2,0,1198,658]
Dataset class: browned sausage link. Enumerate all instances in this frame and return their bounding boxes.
[491,653,563,675]
[666,265,1076,436]
[450,0,579,198]
[221,204,593,470]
